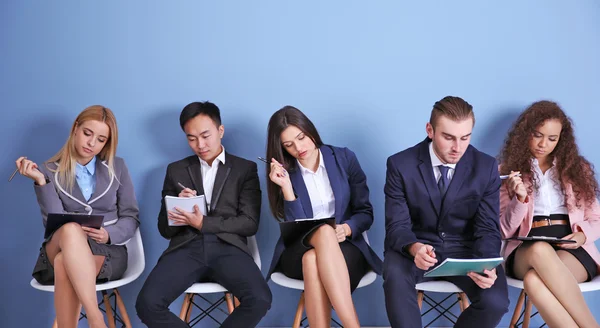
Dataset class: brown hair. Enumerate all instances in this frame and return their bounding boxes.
[498,100,598,208]
[266,106,323,220]
[47,105,119,192]
[429,96,475,128]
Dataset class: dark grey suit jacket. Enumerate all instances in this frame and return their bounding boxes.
[158,153,261,257]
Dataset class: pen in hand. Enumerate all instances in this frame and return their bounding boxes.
[500,173,522,180]
[257,157,268,164]
[9,156,26,182]
[177,182,189,190]
[427,247,436,258]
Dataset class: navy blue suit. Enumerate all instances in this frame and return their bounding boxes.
[267,145,382,280]
[383,138,509,328]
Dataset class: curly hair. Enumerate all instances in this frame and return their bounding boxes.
[498,100,598,209]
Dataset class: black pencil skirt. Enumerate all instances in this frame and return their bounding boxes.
[277,226,369,292]
[506,214,597,281]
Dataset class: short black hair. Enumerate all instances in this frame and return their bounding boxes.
[179,101,222,130]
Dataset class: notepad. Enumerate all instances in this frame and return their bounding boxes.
[423,257,504,277]
[165,195,207,226]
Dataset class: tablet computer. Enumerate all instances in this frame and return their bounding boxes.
[505,236,577,244]
[44,213,104,238]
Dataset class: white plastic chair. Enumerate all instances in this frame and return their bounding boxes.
[507,275,600,327]
[415,280,469,327]
[30,228,145,328]
[270,231,378,328]
[178,235,261,327]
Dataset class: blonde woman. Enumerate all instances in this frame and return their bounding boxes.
[15,105,139,328]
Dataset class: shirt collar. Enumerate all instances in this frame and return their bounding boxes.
[76,156,97,177]
[199,146,226,167]
[298,149,325,175]
[429,142,457,170]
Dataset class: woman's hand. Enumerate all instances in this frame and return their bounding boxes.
[269,158,291,189]
[560,231,587,249]
[82,226,110,244]
[15,156,46,185]
[507,171,527,202]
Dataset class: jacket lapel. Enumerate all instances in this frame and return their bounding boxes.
[289,165,313,218]
[321,146,343,221]
[210,154,232,212]
[186,157,206,199]
[417,139,442,216]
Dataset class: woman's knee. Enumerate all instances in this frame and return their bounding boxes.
[57,222,87,240]
[523,269,544,292]
[302,249,318,272]
[309,224,336,246]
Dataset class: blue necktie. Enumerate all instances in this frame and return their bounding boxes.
[438,165,450,198]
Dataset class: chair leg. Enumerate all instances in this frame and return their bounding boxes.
[52,318,58,328]
[102,291,116,328]
[185,294,194,323]
[510,290,526,327]
[113,289,132,328]
[523,296,533,328]
[179,293,192,321]
[225,293,235,314]
[457,292,465,312]
[292,292,305,328]
[459,292,469,311]
[417,290,424,310]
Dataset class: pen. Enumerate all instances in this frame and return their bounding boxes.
[8,156,26,182]
[257,157,268,163]
[177,182,189,190]
[427,247,435,257]
[500,173,521,180]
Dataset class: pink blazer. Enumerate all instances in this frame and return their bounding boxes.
[500,176,600,271]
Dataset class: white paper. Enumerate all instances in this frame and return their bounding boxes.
[165,195,207,226]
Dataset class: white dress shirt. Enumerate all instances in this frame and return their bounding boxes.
[199,146,226,208]
[532,158,568,216]
[298,150,336,219]
[429,142,456,183]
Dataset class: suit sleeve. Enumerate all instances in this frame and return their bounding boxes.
[473,160,502,258]
[384,157,418,257]
[201,162,261,236]
[104,159,140,245]
[342,148,373,240]
[33,164,66,227]
[283,198,308,221]
[158,164,188,239]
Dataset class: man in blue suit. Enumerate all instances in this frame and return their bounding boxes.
[383,96,509,327]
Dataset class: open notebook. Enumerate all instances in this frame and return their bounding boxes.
[424,257,504,277]
[164,195,207,226]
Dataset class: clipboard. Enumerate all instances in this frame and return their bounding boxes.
[279,218,336,247]
[424,257,504,277]
[165,195,207,226]
[504,236,577,244]
[45,213,104,239]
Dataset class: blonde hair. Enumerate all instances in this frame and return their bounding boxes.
[47,105,119,192]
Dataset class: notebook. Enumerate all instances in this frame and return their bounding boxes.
[423,257,504,277]
[164,195,207,226]
[45,213,104,239]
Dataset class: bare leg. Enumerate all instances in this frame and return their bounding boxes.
[307,225,359,328]
[522,269,577,328]
[302,249,332,328]
[46,223,107,328]
[53,252,81,328]
[513,242,599,328]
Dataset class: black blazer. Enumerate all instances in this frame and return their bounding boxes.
[157,153,261,257]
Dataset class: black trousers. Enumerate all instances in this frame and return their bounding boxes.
[383,249,509,328]
[136,234,272,328]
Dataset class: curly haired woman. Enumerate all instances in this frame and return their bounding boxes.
[499,100,600,327]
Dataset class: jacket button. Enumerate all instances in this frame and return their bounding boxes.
[441,232,446,238]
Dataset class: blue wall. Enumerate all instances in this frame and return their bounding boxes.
[2,1,600,327]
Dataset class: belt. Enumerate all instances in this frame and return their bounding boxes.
[531,219,569,229]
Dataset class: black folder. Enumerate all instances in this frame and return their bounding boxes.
[44,213,104,238]
[279,218,336,247]
[504,236,576,244]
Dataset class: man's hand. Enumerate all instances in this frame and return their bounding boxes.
[467,268,497,289]
[168,205,204,230]
[409,242,438,270]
